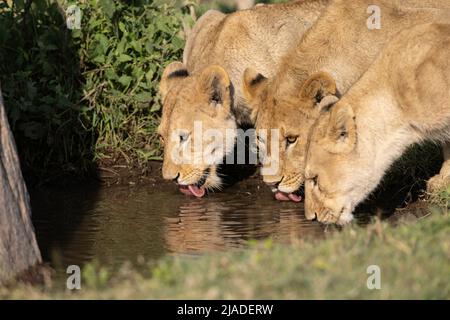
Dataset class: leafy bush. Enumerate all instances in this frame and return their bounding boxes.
[0,0,192,181]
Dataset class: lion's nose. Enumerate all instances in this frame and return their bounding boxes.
[304,188,318,220]
[305,210,318,222]
[162,167,180,181]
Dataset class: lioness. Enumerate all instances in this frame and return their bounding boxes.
[243,0,450,201]
[158,0,329,197]
[304,23,450,225]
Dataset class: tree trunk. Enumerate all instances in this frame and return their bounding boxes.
[0,86,41,284]
[236,0,255,10]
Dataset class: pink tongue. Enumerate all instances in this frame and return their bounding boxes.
[288,193,302,202]
[275,192,290,201]
[274,191,302,202]
[188,185,206,198]
[179,185,192,196]
[178,185,206,198]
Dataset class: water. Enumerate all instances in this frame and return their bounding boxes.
[30,179,372,270]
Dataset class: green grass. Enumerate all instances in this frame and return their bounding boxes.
[3,208,449,299]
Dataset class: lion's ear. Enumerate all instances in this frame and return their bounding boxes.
[198,65,231,106]
[325,103,356,154]
[243,68,268,122]
[317,95,339,113]
[160,62,189,100]
[243,68,268,104]
[299,72,337,107]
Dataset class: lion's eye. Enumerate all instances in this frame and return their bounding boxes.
[286,136,298,145]
[339,130,347,139]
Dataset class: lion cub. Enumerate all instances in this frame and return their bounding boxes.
[304,23,450,225]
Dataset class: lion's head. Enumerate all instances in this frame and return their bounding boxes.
[243,69,338,202]
[304,97,369,225]
[158,62,237,197]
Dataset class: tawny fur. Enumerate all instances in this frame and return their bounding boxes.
[244,0,450,194]
[158,0,328,190]
[305,23,450,225]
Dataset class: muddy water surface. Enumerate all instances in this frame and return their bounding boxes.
[31,179,374,270]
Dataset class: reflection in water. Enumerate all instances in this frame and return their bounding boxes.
[164,192,326,255]
[30,179,370,269]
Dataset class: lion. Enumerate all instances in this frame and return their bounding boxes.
[158,0,329,197]
[303,22,450,225]
[243,0,450,202]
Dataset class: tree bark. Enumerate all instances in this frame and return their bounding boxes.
[0,86,41,284]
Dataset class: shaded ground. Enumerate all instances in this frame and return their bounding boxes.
[97,159,164,186]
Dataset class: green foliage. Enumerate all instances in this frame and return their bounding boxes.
[77,0,191,165]
[0,0,192,181]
